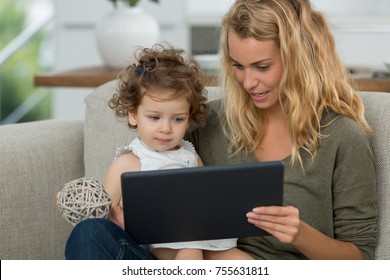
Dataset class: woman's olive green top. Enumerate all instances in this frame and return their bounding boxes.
[186,100,377,259]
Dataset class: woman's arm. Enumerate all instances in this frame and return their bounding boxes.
[247,206,364,259]
[247,118,377,259]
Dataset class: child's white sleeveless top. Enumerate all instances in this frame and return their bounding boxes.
[116,137,237,251]
[116,137,198,171]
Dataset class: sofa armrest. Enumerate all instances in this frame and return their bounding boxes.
[0,119,84,259]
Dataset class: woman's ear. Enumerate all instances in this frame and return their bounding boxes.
[128,112,137,126]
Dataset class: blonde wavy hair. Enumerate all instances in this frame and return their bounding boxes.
[220,0,371,165]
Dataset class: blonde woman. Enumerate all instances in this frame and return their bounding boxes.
[188,0,376,259]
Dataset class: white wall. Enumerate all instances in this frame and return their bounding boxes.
[53,0,188,119]
[313,0,390,67]
[312,0,390,17]
[53,0,390,119]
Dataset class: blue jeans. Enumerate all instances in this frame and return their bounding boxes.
[65,218,157,260]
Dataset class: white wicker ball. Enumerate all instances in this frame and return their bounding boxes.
[57,178,112,226]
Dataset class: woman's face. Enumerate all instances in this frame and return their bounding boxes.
[228,29,283,113]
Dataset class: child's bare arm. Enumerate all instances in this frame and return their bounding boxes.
[103,152,141,206]
[196,153,204,167]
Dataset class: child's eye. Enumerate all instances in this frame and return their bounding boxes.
[149,116,160,121]
[173,117,184,123]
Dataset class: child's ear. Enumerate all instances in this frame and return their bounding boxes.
[128,112,137,126]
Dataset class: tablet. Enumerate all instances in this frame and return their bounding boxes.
[121,161,284,245]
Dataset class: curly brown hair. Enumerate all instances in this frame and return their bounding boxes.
[109,44,209,130]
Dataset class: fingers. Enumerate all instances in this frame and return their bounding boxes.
[247,206,301,243]
[248,217,299,242]
[252,205,297,216]
[247,206,299,226]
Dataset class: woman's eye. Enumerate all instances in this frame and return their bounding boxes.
[232,63,243,69]
[257,65,269,71]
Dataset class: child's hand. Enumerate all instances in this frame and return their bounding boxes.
[56,191,61,202]
[109,199,125,229]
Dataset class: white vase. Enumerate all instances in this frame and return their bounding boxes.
[95,6,160,68]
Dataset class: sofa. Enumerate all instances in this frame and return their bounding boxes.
[0,80,389,260]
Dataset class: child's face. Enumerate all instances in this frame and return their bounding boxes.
[128,91,190,152]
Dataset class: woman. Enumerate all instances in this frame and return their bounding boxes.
[188,0,377,259]
[65,0,377,260]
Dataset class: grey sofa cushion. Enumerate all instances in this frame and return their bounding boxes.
[84,80,137,181]
[359,92,390,260]
[0,120,84,259]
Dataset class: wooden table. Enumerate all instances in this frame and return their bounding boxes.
[34,66,390,92]
[34,67,120,88]
[351,79,390,92]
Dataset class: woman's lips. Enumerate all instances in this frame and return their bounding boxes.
[250,90,270,101]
